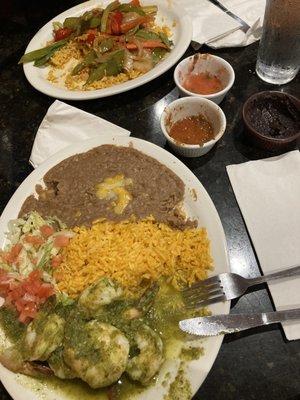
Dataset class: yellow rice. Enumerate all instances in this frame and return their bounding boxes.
[54,218,213,298]
[47,24,171,91]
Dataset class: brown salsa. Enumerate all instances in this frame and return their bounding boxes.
[182,72,223,95]
[169,114,214,145]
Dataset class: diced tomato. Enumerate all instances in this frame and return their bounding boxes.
[22,292,37,303]
[0,268,55,324]
[54,235,69,248]
[15,298,28,312]
[37,283,55,298]
[51,255,63,268]
[28,269,42,281]
[2,243,23,264]
[23,302,38,316]
[111,11,123,35]
[19,302,38,324]
[40,225,54,238]
[31,257,38,265]
[0,275,13,295]
[19,312,30,324]
[54,27,73,42]
[130,0,141,5]
[85,28,97,45]
[24,235,45,246]
[87,32,96,45]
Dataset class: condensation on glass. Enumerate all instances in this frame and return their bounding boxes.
[256,0,300,84]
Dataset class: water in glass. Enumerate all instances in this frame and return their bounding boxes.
[256,0,300,85]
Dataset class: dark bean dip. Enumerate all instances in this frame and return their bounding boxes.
[20,145,195,229]
[248,94,300,139]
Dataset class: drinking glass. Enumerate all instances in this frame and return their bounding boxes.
[256,0,300,85]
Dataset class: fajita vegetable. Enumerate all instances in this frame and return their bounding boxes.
[19,0,173,90]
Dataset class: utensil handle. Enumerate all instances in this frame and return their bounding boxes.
[207,0,250,30]
[264,308,300,324]
[226,309,300,333]
[249,266,300,285]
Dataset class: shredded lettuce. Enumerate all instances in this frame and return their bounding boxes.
[2,211,72,280]
[6,211,47,244]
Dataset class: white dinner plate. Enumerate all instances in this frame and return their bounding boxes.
[0,136,230,400]
[22,0,192,100]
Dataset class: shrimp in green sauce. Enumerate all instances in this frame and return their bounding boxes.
[63,319,129,388]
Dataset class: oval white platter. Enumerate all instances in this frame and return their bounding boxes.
[0,135,230,400]
[23,0,192,100]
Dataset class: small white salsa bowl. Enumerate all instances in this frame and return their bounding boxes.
[160,97,226,157]
[174,53,235,104]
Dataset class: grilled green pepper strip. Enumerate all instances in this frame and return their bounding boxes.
[72,50,97,75]
[89,16,102,28]
[53,21,63,31]
[152,48,168,65]
[99,37,114,53]
[86,49,124,85]
[118,4,146,15]
[105,49,124,74]
[124,25,139,40]
[100,0,120,32]
[159,32,173,49]
[82,10,94,21]
[135,28,160,41]
[63,17,80,30]
[34,48,59,67]
[141,5,158,14]
[19,38,68,64]
[86,64,106,84]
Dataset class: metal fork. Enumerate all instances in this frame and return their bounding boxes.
[182,266,300,309]
[191,0,251,51]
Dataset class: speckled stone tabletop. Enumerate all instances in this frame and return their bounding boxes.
[0,2,299,399]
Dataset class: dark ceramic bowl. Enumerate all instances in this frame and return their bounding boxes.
[242,91,300,151]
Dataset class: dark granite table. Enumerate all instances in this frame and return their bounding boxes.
[0,2,299,399]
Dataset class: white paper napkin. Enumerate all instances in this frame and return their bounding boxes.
[183,0,265,48]
[226,151,300,341]
[29,100,130,168]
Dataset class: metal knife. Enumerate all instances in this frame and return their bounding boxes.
[179,309,300,336]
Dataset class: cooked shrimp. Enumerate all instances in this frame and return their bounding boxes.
[0,346,53,377]
[78,277,122,317]
[22,311,65,361]
[126,324,164,385]
[64,320,129,388]
[123,282,159,320]
[48,346,77,379]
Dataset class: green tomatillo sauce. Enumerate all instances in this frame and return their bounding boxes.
[1,281,207,400]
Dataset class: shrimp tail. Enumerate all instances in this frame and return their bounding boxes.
[0,346,53,378]
[137,282,159,314]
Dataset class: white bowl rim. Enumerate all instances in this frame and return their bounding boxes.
[174,53,235,99]
[160,97,227,149]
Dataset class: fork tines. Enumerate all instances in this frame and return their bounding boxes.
[182,275,226,308]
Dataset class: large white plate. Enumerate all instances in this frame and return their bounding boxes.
[23,0,192,100]
[0,136,230,400]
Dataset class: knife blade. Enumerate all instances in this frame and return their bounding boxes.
[179,309,300,336]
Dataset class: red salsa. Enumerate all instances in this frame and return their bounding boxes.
[169,114,214,145]
[182,72,223,95]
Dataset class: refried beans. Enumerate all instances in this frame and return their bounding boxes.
[20,145,194,229]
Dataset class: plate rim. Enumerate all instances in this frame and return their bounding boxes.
[0,135,230,399]
[22,0,192,100]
